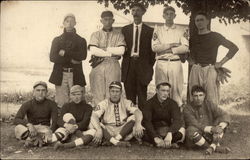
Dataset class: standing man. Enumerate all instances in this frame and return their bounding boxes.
[91,81,144,147]
[121,3,155,109]
[53,85,95,150]
[142,82,185,148]
[184,85,231,155]
[49,13,87,108]
[14,81,58,147]
[188,12,238,105]
[152,6,189,108]
[89,11,126,106]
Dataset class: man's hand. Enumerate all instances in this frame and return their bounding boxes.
[64,123,78,134]
[214,62,223,69]
[93,129,103,145]
[27,123,37,137]
[59,49,65,57]
[71,59,81,64]
[211,126,224,134]
[164,132,172,148]
[170,43,180,48]
[154,137,165,148]
[133,124,144,138]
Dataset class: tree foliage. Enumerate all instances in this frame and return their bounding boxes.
[97,0,250,25]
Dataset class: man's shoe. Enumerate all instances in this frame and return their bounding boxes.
[116,141,131,147]
[170,143,180,149]
[215,146,231,154]
[205,147,214,155]
[54,141,63,150]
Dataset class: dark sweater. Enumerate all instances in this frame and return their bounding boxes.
[190,32,238,64]
[49,28,87,86]
[14,99,58,132]
[57,101,92,131]
[142,95,184,139]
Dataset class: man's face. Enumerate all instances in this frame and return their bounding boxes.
[101,16,114,29]
[63,17,76,31]
[33,85,47,101]
[195,15,209,30]
[109,87,122,103]
[131,6,145,21]
[156,85,170,101]
[70,92,82,104]
[163,10,176,23]
[192,91,205,106]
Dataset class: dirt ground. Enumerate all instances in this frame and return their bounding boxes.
[1,114,250,159]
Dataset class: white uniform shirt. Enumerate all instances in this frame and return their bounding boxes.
[94,98,138,126]
[152,24,189,60]
[131,23,142,57]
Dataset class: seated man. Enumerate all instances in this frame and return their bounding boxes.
[14,81,58,147]
[91,81,144,146]
[53,85,95,150]
[142,82,185,148]
[184,85,231,155]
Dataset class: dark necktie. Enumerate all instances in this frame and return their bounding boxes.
[134,25,139,53]
[114,104,121,126]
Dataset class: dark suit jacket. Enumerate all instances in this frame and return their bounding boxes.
[121,23,155,85]
[49,29,87,86]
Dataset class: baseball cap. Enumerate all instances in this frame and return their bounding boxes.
[109,81,122,90]
[63,13,76,22]
[101,11,114,18]
[70,85,83,94]
[33,81,47,89]
[163,6,176,13]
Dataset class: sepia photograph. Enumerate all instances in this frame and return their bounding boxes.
[1,0,249,159]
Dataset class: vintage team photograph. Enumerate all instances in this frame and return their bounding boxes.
[0,0,250,159]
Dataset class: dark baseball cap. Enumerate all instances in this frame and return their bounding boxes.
[33,81,47,89]
[109,81,122,90]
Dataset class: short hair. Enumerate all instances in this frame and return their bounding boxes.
[63,13,76,22]
[101,11,114,18]
[191,85,206,95]
[156,82,171,89]
[163,6,175,13]
[130,3,146,12]
[195,11,210,19]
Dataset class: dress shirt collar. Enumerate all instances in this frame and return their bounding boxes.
[102,27,113,32]
[133,23,143,29]
[164,24,176,30]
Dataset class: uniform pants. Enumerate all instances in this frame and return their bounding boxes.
[124,58,147,110]
[142,126,184,145]
[189,64,219,105]
[155,60,184,107]
[15,124,52,143]
[90,59,121,106]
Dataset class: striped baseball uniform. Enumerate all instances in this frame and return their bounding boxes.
[89,28,126,106]
[152,24,189,107]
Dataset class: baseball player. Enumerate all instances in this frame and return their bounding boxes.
[152,6,189,108]
[14,81,58,147]
[52,85,96,150]
[188,12,238,105]
[49,13,87,109]
[89,11,126,106]
[90,81,144,146]
[184,85,231,155]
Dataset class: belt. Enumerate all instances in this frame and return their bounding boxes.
[195,63,213,67]
[158,58,180,61]
[63,68,73,72]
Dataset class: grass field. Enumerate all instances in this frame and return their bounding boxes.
[1,114,250,159]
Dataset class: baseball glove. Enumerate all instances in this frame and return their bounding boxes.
[89,55,104,68]
[215,67,231,84]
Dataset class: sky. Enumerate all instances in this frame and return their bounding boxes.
[0,1,249,87]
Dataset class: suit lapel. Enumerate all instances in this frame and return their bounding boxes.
[127,24,133,50]
[139,24,147,54]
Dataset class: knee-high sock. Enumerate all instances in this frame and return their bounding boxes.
[62,135,93,148]
[116,120,135,141]
[51,132,65,142]
[102,128,119,145]
[193,132,210,148]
